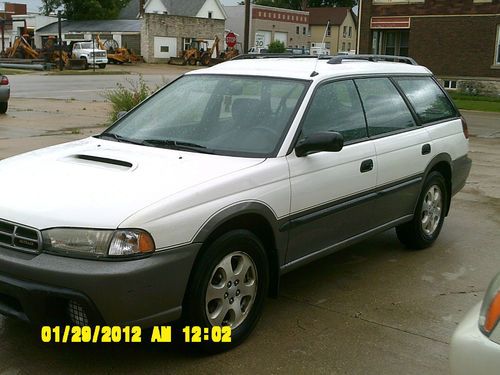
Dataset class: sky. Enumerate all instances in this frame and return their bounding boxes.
[14,0,241,12]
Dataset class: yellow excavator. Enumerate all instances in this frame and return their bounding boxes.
[170,35,221,66]
[95,35,143,64]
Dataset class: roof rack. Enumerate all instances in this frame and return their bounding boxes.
[232,54,324,60]
[328,54,418,65]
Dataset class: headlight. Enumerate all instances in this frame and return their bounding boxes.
[479,273,500,336]
[42,228,155,258]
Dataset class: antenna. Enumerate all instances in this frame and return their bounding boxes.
[310,20,330,77]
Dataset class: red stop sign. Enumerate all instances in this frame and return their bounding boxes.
[226,32,237,48]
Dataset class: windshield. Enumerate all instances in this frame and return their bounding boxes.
[80,42,96,49]
[103,75,309,157]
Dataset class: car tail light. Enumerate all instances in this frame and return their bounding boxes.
[479,273,500,336]
[0,76,8,85]
[460,116,469,139]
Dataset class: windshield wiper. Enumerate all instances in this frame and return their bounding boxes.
[96,133,143,145]
[141,139,214,154]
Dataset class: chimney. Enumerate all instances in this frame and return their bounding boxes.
[139,0,145,17]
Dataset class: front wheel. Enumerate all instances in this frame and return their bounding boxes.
[396,171,447,250]
[184,230,269,351]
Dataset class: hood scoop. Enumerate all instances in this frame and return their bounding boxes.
[68,154,134,170]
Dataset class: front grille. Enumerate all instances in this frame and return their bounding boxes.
[0,218,41,253]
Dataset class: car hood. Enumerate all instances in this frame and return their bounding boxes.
[0,137,264,229]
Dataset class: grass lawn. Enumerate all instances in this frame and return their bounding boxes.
[48,69,130,76]
[448,92,500,112]
[0,67,37,75]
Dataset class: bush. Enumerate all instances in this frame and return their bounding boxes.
[103,75,152,122]
[267,40,286,53]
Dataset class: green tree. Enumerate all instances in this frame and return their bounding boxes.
[41,0,129,20]
[267,40,286,53]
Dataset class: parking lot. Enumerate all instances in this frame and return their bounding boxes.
[0,65,499,374]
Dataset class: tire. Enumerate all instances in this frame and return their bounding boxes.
[188,57,197,66]
[200,53,211,66]
[184,230,269,352]
[0,102,7,114]
[396,171,448,250]
[80,57,88,70]
[98,64,106,69]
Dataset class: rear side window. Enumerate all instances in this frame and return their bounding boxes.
[355,78,416,136]
[395,77,457,124]
[301,80,368,143]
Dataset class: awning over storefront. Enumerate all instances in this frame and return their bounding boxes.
[371,17,411,29]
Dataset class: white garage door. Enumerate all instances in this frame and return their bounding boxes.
[154,36,177,58]
[255,30,271,48]
[274,32,288,46]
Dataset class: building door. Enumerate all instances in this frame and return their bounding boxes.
[122,34,141,54]
[372,30,409,56]
[154,37,177,58]
[255,30,271,48]
[274,31,288,46]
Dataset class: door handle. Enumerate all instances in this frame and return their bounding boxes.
[360,159,374,173]
[422,144,431,155]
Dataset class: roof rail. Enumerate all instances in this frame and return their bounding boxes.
[233,53,324,60]
[328,54,418,65]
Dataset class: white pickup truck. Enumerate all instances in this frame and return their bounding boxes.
[71,41,108,69]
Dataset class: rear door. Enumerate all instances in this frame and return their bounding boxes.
[286,79,377,263]
[354,77,431,225]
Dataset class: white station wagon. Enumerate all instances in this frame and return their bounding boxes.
[0,55,471,349]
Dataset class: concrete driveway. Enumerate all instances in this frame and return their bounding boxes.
[0,78,498,374]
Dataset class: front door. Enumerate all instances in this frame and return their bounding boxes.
[285,79,377,264]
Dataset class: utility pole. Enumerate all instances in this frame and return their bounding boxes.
[57,10,63,71]
[244,0,250,53]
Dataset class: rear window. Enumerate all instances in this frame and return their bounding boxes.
[395,77,457,124]
[355,78,416,136]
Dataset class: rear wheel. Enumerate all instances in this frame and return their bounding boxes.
[0,102,7,114]
[184,230,269,351]
[396,171,447,249]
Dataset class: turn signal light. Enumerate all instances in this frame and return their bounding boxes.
[483,292,500,334]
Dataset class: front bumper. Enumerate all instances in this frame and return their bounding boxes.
[0,243,200,327]
[450,303,500,375]
[88,58,108,64]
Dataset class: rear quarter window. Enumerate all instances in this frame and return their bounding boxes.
[395,77,457,124]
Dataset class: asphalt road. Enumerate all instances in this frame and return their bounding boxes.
[8,71,180,101]
[0,87,498,374]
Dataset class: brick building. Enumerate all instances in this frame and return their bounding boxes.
[141,13,225,62]
[308,7,357,53]
[225,4,310,50]
[0,2,27,52]
[358,0,500,94]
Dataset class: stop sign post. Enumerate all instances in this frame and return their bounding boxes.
[226,32,237,48]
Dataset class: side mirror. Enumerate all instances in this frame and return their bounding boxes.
[117,111,127,120]
[295,131,344,157]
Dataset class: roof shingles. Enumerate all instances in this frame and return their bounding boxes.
[307,7,351,26]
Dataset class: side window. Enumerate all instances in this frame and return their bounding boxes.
[395,77,457,124]
[301,80,368,143]
[355,78,416,136]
